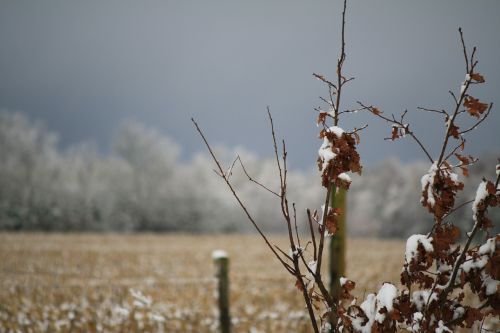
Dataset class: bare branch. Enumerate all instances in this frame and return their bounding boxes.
[293,203,301,248]
[459,27,469,73]
[443,138,466,162]
[449,90,458,105]
[236,156,280,197]
[224,155,239,179]
[347,124,368,135]
[313,73,338,90]
[274,244,294,263]
[442,199,474,222]
[319,96,334,107]
[191,118,293,273]
[267,107,284,191]
[417,107,449,117]
[358,101,434,162]
[334,0,348,126]
[307,209,318,262]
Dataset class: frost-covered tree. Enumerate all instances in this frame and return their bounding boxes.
[0,112,60,229]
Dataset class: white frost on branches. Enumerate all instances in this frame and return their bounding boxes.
[318,204,334,225]
[460,73,471,95]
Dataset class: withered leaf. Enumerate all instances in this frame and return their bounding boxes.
[354,131,360,145]
[464,96,488,118]
[319,131,362,187]
[325,212,338,236]
[340,279,356,300]
[295,279,304,291]
[455,153,472,165]
[470,73,485,83]
[390,309,401,321]
[371,107,382,115]
[391,126,399,141]
[449,123,460,139]
[464,307,483,328]
[317,112,328,125]
[486,181,496,195]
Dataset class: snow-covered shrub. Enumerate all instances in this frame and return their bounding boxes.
[193,1,498,332]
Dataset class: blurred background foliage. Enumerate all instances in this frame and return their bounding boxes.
[0,111,498,237]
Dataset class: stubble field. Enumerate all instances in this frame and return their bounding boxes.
[0,233,405,333]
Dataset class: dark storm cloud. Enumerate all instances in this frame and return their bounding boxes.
[0,0,499,169]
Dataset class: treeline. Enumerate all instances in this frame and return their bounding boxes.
[0,111,497,237]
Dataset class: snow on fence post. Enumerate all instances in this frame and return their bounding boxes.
[212,249,231,333]
[328,186,346,328]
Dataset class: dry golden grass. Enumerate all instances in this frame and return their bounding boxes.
[0,233,405,333]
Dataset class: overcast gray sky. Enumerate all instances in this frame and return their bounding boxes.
[1,0,499,170]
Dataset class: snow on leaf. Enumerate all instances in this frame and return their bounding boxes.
[374,283,398,324]
[435,320,453,333]
[405,234,433,264]
[472,180,489,221]
[327,126,345,138]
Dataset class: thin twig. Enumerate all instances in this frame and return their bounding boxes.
[307,209,318,262]
[347,124,368,135]
[293,203,301,248]
[436,34,478,167]
[459,103,493,135]
[192,118,294,275]
[313,73,338,90]
[442,199,474,222]
[268,107,284,191]
[236,156,280,197]
[443,138,466,162]
[358,101,434,163]
[459,27,469,73]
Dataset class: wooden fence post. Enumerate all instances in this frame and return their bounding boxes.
[213,250,231,333]
[329,186,346,330]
